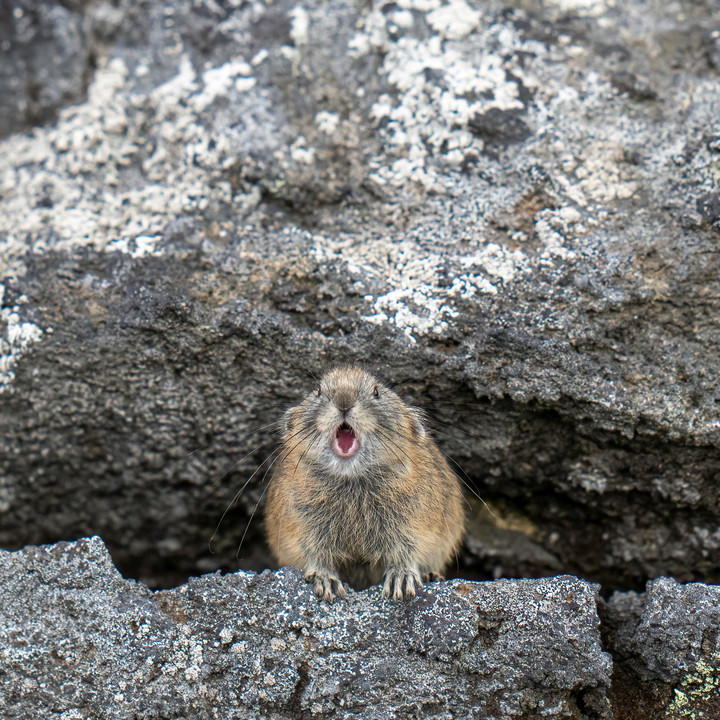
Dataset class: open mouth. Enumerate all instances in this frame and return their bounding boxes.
[332,422,359,459]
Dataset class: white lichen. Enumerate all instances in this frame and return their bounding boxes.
[426,0,481,39]
[105,235,165,258]
[290,136,316,164]
[546,0,611,17]
[312,235,526,343]
[289,6,310,46]
[352,9,530,190]
[365,285,460,343]
[191,60,254,112]
[0,287,44,393]
[0,49,268,279]
[315,111,341,135]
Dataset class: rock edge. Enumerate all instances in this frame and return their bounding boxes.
[0,536,612,720]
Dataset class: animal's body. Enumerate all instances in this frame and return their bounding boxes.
[265,367,465,601]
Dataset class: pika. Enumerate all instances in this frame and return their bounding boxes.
[264,367,465,601]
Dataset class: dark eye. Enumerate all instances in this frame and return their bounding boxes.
[317,386,322,396]
[373,386,379,398]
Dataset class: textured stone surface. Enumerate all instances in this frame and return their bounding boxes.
[1,0,720,592]
[0,0,89,137]
[604,578,720,719]
[0,537,612,719]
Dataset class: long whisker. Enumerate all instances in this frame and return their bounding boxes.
[208,440,271,490]
[272,422,319,478]
[236,481,271,559]
[293,429,321,475]
[433,444,497,518]
[374,426,482,514]
[235,424,318,557]
[209,421,320,550]
[376,428,481,509]
[371,428,441,501]
[208,445,282,553]
[387,378,417,391]
[423,416,475,445]
[372,428,475,515]
[188,419,281,457]
[407,406,470,443]
[408,399,490,408]
[422,425,475,456]
[371,426,415,467]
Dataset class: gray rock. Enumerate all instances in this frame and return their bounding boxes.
[1,0,720,592]
[0,537,612,719]
[0,0,89,137]
[603,577,720,718]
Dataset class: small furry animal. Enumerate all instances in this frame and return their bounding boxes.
[265,366,465,601]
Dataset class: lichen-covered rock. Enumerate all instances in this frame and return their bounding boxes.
[0,537,612,719]
[1,0,720,591]
[604,578,720,719]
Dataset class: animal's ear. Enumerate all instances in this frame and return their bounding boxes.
[282,406,300,434]
[409,408,426,439]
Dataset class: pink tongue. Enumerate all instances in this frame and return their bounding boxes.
[337,428,356,453]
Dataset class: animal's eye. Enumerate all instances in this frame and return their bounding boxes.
[317,387,322,396]
[373,386,379,398]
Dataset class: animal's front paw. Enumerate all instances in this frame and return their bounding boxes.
[383,567,422,600]
[422,571,444,583]
[305,571,346,602]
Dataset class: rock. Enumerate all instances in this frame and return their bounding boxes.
[609,72,657,101]
[696,191,720,225]
[0,0,89,137]
[467,107,532,153]
[603,577,720,719]
[1,0,720,594]
[0,537,613,719]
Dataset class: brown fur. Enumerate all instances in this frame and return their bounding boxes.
[265,367,465,601]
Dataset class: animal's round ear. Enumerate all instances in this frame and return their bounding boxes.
[409,408,426,439]
[282,406,300,434]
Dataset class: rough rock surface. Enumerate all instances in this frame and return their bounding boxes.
[603,578,720,720]
[0,537,613,719]
[0,0,90,137]
[2,0,720,593]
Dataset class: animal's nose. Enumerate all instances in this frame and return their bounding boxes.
[334,390,354,415]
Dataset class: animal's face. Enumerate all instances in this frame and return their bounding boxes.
[284,367,425,479]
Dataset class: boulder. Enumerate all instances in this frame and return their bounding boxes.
[0,537,612,719]
[604,577,720,719]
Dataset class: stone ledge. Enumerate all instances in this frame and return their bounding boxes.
[0,537,612,720]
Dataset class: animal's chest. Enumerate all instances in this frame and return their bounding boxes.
[297,485,405,562]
